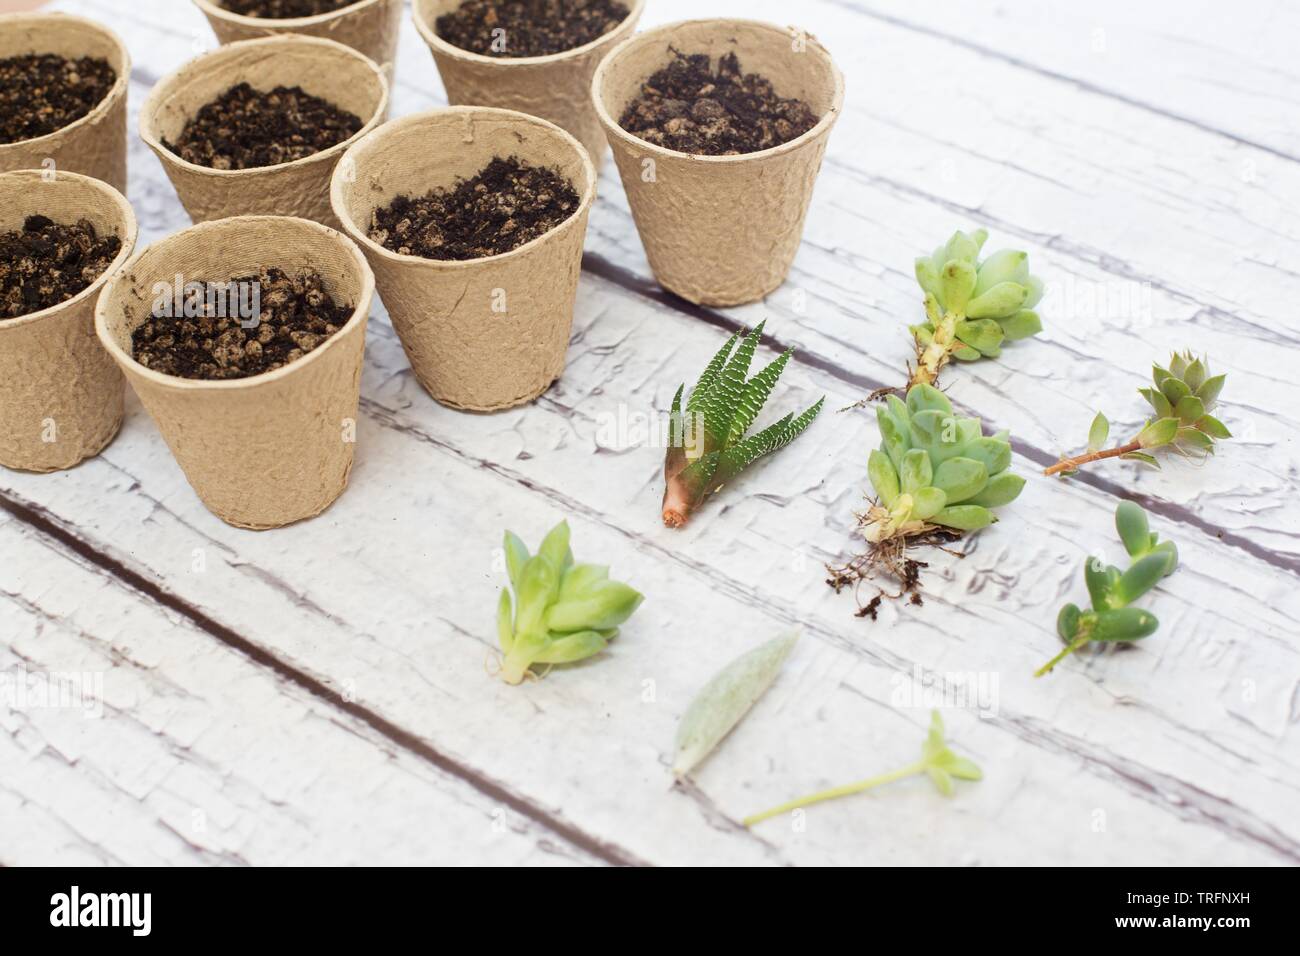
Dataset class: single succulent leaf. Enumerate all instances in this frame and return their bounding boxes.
[686,331,740,413]
[558,563,610,601]
[926,766,955,796]
[1152,540,1179,575]
[940,259,978,313]
[967,471,1025,508]
[953,345,982,361]
[1137,417,1179,448]
[1085,558,1119,610]
[1196,373,1226,407]
[545,580,644,633]
[497,589,514,653]
[954,318,1004,353]
[877,406,910,471]
[1152,364,1171,388]
[515,555,560,636]
[915,257,942,300]
[942,230,984,266]
[932,505,994,532]
[1175,395,1205,424]
[1057,603,1082,641]
[973,249,1029,296]
[1121,451,1160,468]
[1197,414,1231,439]
[728,347,791,444]
[532,630,608,665]
[1088,412,1110,453]
[672,632,799,777]
[1176,427,1215,455]
[1114,501,1150,558]
[716,397,824,484]
[1183,357,1206,392]
[962,436,1013,476]
[965,281,1028,320]
[932,457,989,504]
[503,531,530,592]
[702,324,763,449]
[913,324,935,346]
[538,521,573,573]
[911,486,947,520]
[900,448,933,493]
[928,418,982,465]
[906,383,953,418]
[999,309,1042,340]
[1090,607,1159,643]
[1113,552,1173,606]
[868,450,901,508]
[884,394,911,434]
[907,408,947,454]
[978,342,1002,359]
[941,755,983,781]
[1169,352,1189,380]
[1022,275,1044,309]
[1160,375,1191,407]
[1139,387,1173,419]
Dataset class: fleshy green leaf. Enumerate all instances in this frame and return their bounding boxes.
[1112,552,1172,606]
[728,346,791,444]
[939,259,977,313]
[965,281,1028,320]
[1197,415,1231,439]
[1090,607,1159,642]
[900,448,933,494]
[999,309,1042,340]
[905,383,953,418]
[1137,417,1179,448]
[497,589,514,653]
[954,318,1005,353]
[967,472,1025,508]
[911,486,947,520]
[1115,501,1150,558]
[932,505,994,531]
[868,449,900,507]
[503,531,529,592]
[932,457,989,504]
[1088,412,1110,453]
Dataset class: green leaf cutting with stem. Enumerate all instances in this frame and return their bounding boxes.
[662,322,824,527]
[910,228,1045,388]
[1036,502,1178,677]
[1045,352,1230,477]
[744,710,981,827]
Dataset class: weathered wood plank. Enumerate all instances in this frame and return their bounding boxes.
[0,512,600,866]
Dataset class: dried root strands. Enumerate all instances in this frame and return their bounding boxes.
[496,521,644,684]
[1046,351,1229,477]
[910,228,1044,387]
[744,710,981,826]
[662,322,824,527]
[1036,502,1178,676]
[863,383,1025,544]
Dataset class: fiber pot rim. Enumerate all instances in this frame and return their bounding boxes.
[0,12,132,157]
[138,34,390,181]
[412,0,646,68]
[591,18,846,165]
[94,214,375,393]
[330,105,598,271]
[0,169,138,333]
[191,0,383,29]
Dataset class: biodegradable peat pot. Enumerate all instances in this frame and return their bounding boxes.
[0,13,130,193]
[412,0,644,166]
[94,216,375,530]
[331,106,596,411]
[593,19,844,307]
[140,35,389,228]
[0,171,136,473]
[191,0,403,81]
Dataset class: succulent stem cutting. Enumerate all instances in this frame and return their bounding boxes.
[1036,502,1178,676]
[910,229,1044,387]
[662,322,824,527]
[744,710,981,826]
[496,521,644,685]
[1045,352,1229,477]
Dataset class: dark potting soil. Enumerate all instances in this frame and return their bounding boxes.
[435,0,630,58]
[0,54,117,146]
[131,267,352,380]
[163,84,364,171]
[0,216,122,321]
[369,156,580,261]
[619,51,820,156]
[219,0,361,17]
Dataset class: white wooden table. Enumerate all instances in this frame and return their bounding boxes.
[3,0,1298,866]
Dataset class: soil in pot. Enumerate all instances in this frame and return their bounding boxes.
[619,51,820,156]
[0,215,122,321]
[369,155,579,261]
[219,0,362,16]
[0,54,117,146]
[435,0,631,57]
[162,83,364,171]
[131,267,352,380]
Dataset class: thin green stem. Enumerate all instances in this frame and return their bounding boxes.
[743,760,928,827]
[1035,634,1092,678]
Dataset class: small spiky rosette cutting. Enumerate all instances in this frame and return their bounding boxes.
[863,384,1026,544]
[911,229,1044,387]
[1045,351,1230,476]
[662,322,824,527]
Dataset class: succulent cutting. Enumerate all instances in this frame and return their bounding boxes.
[744,710,981,826]
[1036,502,1178,676]
[911,228,1044,387]
[496,521,644,685]
[662,322,824,527]
[1046,352,1229,476]
[863,383,1025,543]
